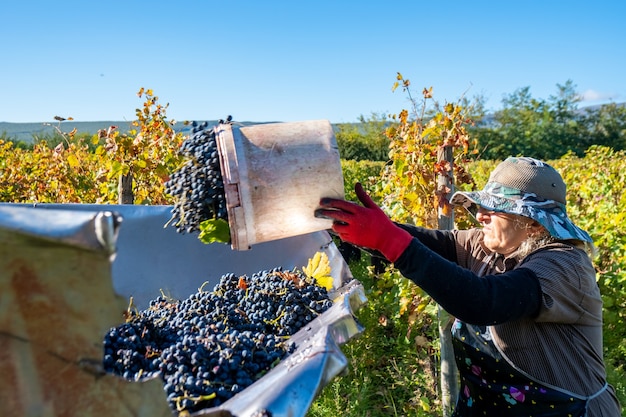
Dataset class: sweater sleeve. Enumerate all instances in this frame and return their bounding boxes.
[396,223,458,261]
[393,237,542,325]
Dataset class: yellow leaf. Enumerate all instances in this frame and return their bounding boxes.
[302,252,320,277]
[303,251,333,290]
[315,275,334,291]
[67,153,79,168]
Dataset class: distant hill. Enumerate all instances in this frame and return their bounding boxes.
[0,120,276,143]
[3,103,622,143]
[0,121,135,142]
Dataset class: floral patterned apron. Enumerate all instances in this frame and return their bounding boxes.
[451,318,608,416]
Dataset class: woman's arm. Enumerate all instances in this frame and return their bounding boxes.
[396,224,458,261]
[395,238,542,325]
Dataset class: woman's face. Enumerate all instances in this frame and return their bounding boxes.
[475,208,535,256]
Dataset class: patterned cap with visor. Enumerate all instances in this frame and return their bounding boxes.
[450,157,592,243]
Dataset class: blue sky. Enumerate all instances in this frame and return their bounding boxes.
[2,0,625,124]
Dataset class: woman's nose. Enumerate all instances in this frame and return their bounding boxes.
[475,207,490,222]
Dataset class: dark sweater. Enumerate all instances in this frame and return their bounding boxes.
[393,224,541,325]
[389,225,621,415]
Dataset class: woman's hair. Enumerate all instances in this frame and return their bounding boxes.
[512,215,597,259]
[516,232,556,259]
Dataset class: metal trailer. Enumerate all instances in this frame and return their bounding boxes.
[0,203,366,417]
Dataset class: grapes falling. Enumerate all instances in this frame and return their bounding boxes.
[164,118,231,235]
[103,266,334,414]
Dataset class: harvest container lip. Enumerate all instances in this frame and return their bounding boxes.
[0,202,122,255]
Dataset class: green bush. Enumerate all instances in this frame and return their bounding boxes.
[335,116,390,162]
[340,159,385,201]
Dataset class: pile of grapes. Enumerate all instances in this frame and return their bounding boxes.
[103,267,334,414]
[164,118,230,235]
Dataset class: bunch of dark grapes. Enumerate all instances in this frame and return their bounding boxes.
[103,296,179,380]
[103,267,333,414]
[164,119,229,234]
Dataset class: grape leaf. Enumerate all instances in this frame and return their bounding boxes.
[303,251,333,290]
[198,218,230,244]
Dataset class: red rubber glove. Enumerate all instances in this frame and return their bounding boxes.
[317,183,413,262]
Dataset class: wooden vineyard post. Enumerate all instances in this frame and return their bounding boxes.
[437,145,458,416]
[118,173,134,204]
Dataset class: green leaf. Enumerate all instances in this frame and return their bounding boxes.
[198,218,230,244]
[111,160,122,172]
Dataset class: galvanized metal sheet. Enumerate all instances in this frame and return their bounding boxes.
[0,203,365,417]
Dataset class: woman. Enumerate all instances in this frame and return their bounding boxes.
[316,157,621,416]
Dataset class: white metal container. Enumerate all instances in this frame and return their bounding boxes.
[216,120,344,250]
[0,203,365,417]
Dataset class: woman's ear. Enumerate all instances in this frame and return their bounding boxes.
[529,221,548,238]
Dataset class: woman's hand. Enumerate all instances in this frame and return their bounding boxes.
[316,183,413,262]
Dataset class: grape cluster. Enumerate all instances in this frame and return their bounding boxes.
[103,267,333,414]
[164,119,229,234]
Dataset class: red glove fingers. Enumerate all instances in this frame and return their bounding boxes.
[317,183,413,262]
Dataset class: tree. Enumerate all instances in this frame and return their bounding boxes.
[474,80,591,160]
[579,102,626,151]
